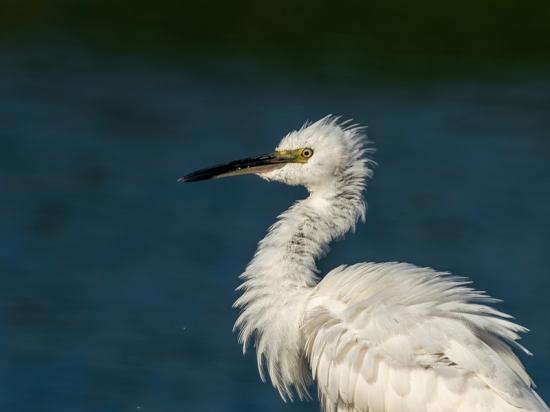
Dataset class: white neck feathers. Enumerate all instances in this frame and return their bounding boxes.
[233,156,370,399]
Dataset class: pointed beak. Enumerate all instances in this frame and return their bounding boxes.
[179,150,303,183]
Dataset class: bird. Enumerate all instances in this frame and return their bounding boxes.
[180,116,549,412]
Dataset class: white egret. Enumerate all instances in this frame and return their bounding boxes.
[181,116,548,412]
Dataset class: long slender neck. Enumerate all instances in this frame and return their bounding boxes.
[233,178,366,399]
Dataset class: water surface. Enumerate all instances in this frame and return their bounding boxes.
[0,45,549,411]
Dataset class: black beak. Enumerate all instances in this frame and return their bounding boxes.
[179,152,293,183]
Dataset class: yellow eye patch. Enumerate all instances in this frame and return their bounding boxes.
[276,148,314,163]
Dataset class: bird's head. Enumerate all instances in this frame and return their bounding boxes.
[180,116,372,194]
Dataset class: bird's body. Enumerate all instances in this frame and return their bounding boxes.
[182,116,548,412]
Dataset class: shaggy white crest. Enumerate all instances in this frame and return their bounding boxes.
[184,115,549,412]
[259,117,372,194]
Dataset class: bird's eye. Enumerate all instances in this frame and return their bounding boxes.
[301,148,314,159]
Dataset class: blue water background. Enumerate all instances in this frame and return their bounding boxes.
[0,45,549,411]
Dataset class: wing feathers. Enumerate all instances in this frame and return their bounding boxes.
[304,262,549,412]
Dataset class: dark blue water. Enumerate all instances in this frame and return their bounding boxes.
[1,45,549,411]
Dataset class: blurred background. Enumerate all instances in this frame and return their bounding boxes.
[1,1,549,411]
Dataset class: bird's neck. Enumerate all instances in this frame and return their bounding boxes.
[233,179,366,399]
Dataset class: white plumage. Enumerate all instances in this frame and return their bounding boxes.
[183,116,548,411]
